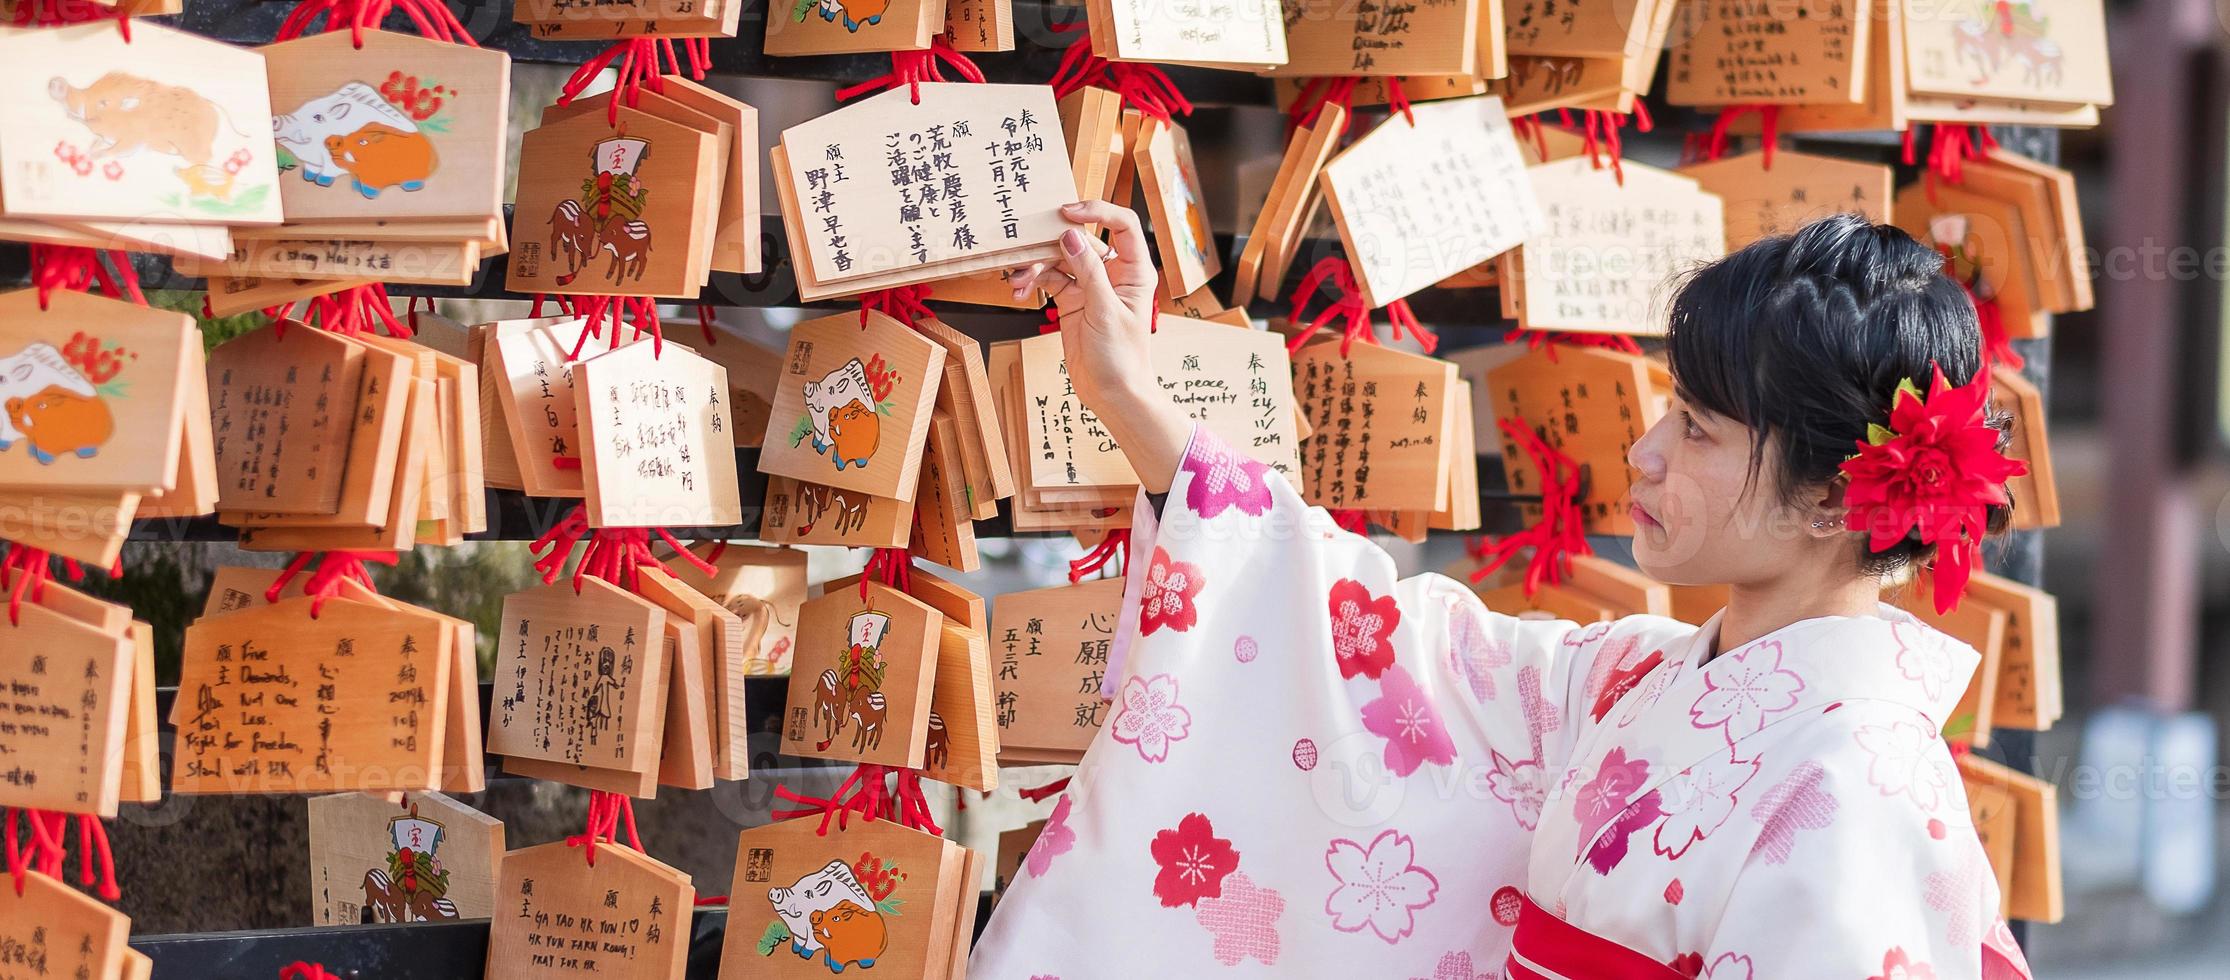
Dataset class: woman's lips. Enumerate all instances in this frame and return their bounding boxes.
[1629,501,1661,530]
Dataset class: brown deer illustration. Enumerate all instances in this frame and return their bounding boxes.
[548,199,594,279]
[598,216,652,284]
[810,668,847,750]
[848,688,886,754]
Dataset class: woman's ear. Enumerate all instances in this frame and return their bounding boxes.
[1807,476,1851,539]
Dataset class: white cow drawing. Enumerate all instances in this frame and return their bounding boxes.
[799,358,874,455]
[272,82,417,187]
[767,859,872,961]
[0,343,96,451]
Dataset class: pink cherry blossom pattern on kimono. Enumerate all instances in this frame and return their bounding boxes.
[1868,948,1938,980]
[1854,717,1956,814]
[1748,761,1839,865]
[1025,794,1077,878]
[1328,578,1401,680]
[1360,665,1457,776]
[1138,547,1205,635]
[1447,610,1511,702]
[1194,872,1284,966]
[1109,673,1193,763]
[1486,749,1548,830]
[1181,430,1276,519]
[1234,635,1259,663]
[1150,813,1240,907]
[1890,620,1957,703]
[1584,788,1664,874]
[1291,738,1318,771]
[1591,647,1666,723]
[1704,952,1756,979]
[1651,751,1761,860]
[1411,950,1494,980]
[1571,747,1654,855]
[1489,885,1524,927]
[1688,639,1806,747]
[1323,829,1440,944]
[1922,844,1987,947]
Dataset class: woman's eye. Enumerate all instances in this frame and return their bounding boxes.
[1681,411,1704,440]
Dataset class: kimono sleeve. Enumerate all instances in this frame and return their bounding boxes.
[1696,703,2034,980]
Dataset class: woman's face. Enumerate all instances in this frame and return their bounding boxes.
[1626,393,1828,586]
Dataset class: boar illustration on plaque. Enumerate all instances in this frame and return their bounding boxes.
[0,338,120,464]
[47,71,264,211]
[1948,2,2066,89]
[758,856,899,973]
[361,801,462,923]
[550,137,655,287]
[797,0,891,33]
[273,76,446,199]
[810,611,891,753]
[792,356,896,472]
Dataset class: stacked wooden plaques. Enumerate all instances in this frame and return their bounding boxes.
[719,812,981,980]
[0,868,138,980]
[771,83,1081,301]
[1989,362,2061,531]
[1267,0,1490,78]
[779,578,944,769]
[1130,115,1221,301]
[534,79,762,279]
[1677,148,1896,252]
[1232,103,1345,306]
[1499,158,1726,334]
[1892,150,2095,353]
[1958,751,2064,924]
[1668,1,1873,109]
[172,587,476,795]
[1481,344,1667,536]
[638,564,755,781]
[824,567,998,790]
[0,289,212,564]
[307,791,505,924]
[667,541,810,677]
[0,577,156,818]
[1084,0,1286,70]
[987,575,1124,766]
[1500,0,1679,115]
[486,838,695,979]
[213,322,487,550]
[185,30,513,293]
[514,0,743,39]
[0,22,281,261]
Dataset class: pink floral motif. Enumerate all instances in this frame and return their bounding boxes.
[1855,718,1955,813]
[1585,789,1664,874]
[1411,951,1493,980]
[1360,665,1456,776]
[1582,635,1642,706]
[1663,879,1684,905]
[1572,747,1653,853]
[1323,829,1440,944]
[1891,621,1956,702]
[1182,431,1275,518]
[1615,658,1685,729]
[1922,844,1986,947]
[1151,813,1240,907]
[1486,749,1548,830]
[1447,612,1511,702]
[1139,547,1204,635]
[1749,761,1839,865]
[1868,948,1938,980]
[1669,952,1703,976]
[1234,635,1259,663]
[1593,647,1666,723]
[1704,952,1756,979]
[1652,752,1760,860]
[1195,872,1283,966]
[1328,579,1400,680]
[1688,640,1806,747]
[1110,673,1192,763]
[1024,795,1076,878]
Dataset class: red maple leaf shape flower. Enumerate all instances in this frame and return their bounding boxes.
[1328,579,1400,680]
[1150,813,1240,908]
[1839,366,2026,613]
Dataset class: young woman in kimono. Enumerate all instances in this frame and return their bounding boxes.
[975,207,2035,979]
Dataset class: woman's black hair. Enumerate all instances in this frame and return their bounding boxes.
[1664,213,2014,577]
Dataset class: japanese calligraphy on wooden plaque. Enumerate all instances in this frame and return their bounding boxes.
[759,310,946,501]
[488,579,669,774]
[1512,159,1726,333]
[1319,95,1542,308]
[1269,0,1478,76]
[1677,149,1893,252]
[487,840,694,980]
[1292,341,1458,512]
[175,596,451,794]
[309,790,504,925]
[1668,1,1869,106]
[0,870,130,980]
[487,317,590,497]
[1484,344,1661,535]
[207,322,364,515]
[573,340,742,528]
[0,603,131,815]
[989,576,1123,764]
[1093,0,1285,68]
[781,582,943,768]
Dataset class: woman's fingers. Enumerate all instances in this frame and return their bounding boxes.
[1060,201,1152,271]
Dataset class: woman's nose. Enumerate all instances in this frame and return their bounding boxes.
[1629,417,1669,482]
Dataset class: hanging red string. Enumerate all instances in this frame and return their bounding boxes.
[1015,777,1070,803]
[860,547,912,599]
[279,963,347,980]
[266,284,412,339]
[835,35,985,105]
[273,0,474,46]
[1046,21,1192,122]
[858,283,936,330]
[566,789,643,867]
[696,303,719,345]
[1286,75,1415,141]
[1467,418,1592,596]
[561,295,665,361]
[3,807,118,901]
[771,763,945,837]
[1284,256,1434,357]
[26,245,142,309]
[1909,124,1998,190]
[528,504,717,593]
[1066,528,1130,582]
[264,550,399,617]
[1688,104,1781,168]
[1934,245,2024,372]
[1515,106,1651,184]
[556,35,711,125]
[1500,327,1643,361]
[0,545,89,627]
[9,0,130,35]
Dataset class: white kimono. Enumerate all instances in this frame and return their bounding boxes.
[972,428,2033,979]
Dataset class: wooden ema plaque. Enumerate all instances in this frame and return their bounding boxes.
[671,542,809,677]
[487,316,591,497]
[0,601,132,816]
[487,840,694,980]
[1897,588,2007,749]
[175,596,450,794]
[506,106,717,299]
[261,30,509,223]
[915,316,1016,513]
[1894,182,2042,339]
[698,327,782,449]
[1990,364,2060,529]
[1268,0,1477,76]
[1512,159,1726,334]
[759,310,946,502]
[1506,0,1653,58]
[0,21,283,225]
[765,0,944,55]
[1319,95,1543,308]
[910,413,979,573]
[1667,1,1869,106]
[781,581,943,768]
[207,322,365,515]
[1956,752,2063,923]
[0,290,196,494]
[1962,571,2062,733]
[572,339,742,528]
[945,0,1016,53]
[489,578,669,775]
[1901,0,2111,107]
[762,473,915,549]
[1092,0,1285,68]
[1233,102,1343,306]
[1292,340,1457,513]
[514,0,740,39]
[309,790,504,925]
[1676,149,1894,252]
[717,815,968,980]
[923,619,997,791]
[1484,344,1662,536]
[990,575,1122,764]
[1130,116,1221,300]
[0,870,130,980]
[636,565,752,781]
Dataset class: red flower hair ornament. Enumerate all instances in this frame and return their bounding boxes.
[1838,365,2026,614]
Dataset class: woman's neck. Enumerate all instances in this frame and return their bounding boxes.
[1715,574,1883,660]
